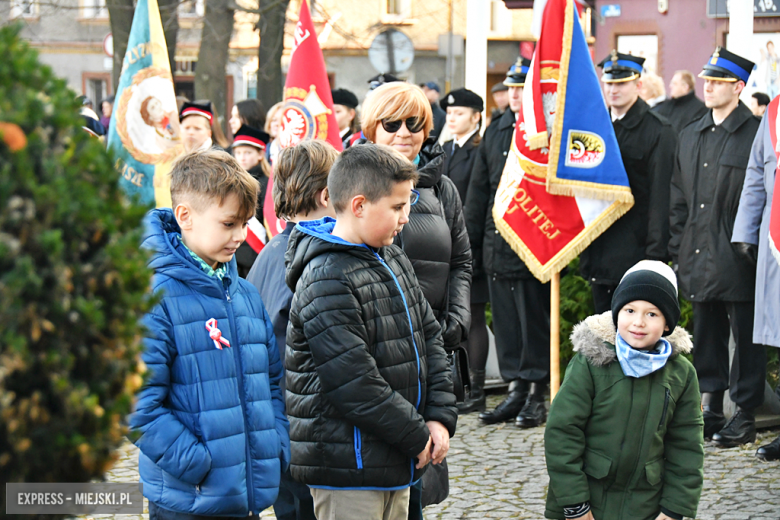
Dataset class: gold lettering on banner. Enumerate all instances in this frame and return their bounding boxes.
[117,159,145,187]
[504,187,561,240]
[124,42,153,67]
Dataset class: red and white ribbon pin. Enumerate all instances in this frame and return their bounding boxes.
[205,318,231,350]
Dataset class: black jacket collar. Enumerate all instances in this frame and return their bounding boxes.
[670,91,698,106]
[693,101,754,134]
[614,97,650,130]
[416,139,446,188]
[499,108,517,131]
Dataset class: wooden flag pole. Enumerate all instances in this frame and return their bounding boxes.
[550,271,561,400]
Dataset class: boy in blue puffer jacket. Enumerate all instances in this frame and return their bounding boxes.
[130,150,290,520]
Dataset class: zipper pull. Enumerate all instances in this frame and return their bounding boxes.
[225,289,232,302]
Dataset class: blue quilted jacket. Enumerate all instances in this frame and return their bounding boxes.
[130,209,290,517]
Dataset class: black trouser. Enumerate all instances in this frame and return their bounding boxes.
[591,283,617,314]
[692,301,767,411]
[487,276,550,382]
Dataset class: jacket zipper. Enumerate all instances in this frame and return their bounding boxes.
[373,253,422,409]
[353,426,363,469]
[223,283,255,514]
[658,387,671,429]
[373,252,423,487]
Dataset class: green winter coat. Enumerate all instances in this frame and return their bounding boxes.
[544,312,704,520]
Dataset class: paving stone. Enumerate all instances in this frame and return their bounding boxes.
[85,394,780,519]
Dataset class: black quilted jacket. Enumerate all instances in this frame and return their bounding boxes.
[284,218,458,489]
[355,138,472,351]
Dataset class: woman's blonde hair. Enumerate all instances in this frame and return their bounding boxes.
[640,72,666,101]
[360,82,433,142]
[265,102,284,135]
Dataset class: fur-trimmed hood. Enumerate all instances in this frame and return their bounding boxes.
[571,311,693,367]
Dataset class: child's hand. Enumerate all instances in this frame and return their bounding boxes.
[415,436,432,469]
[426,420,450,464]
[654,514,674,520]
[573,512,594,520]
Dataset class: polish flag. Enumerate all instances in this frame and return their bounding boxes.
[245,216,266,254]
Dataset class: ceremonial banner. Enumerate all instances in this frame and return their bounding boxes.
[494,0,633,283]
[768,96,780,265]
[264,0,341,238]
[108,0,181,207]
[278,0,341,151]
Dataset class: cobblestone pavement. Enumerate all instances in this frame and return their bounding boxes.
[91,394,779,519]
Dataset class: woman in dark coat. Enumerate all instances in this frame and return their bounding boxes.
[359,81,471,519]
[439,88,488,414]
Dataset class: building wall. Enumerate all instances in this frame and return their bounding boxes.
[594,0,719,99]
[594,0,780,99]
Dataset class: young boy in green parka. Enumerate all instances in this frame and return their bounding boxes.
[545,261,704,520]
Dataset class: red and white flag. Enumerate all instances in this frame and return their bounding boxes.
[245,216,266,254]
[263,0,342,239]
[494,0,633,282]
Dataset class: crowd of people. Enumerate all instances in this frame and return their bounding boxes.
[73,43,780,520]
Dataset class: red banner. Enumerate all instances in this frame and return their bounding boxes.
[493,0,633,282]
[278,0,342,152]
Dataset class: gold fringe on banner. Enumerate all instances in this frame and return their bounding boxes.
[528,131,549,150]
[492,197,634,284]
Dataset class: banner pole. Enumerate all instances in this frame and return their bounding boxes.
[550,271,561,400]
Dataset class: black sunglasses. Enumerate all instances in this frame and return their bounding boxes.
[381,117,425,134]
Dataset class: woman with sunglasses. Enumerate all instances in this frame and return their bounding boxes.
[359,81,471,520]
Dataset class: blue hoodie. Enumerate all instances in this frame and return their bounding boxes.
[130,208,290,517]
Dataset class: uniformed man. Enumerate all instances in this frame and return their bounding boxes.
[464,57,551,428]
[669,47,761,447]
[653,70,708,134]
[580,51,677,313]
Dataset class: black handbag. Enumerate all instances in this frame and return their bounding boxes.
[447,346,471,403]
[421,458,449,507]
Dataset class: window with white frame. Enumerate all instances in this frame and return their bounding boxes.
[81,0,107,18]
[11,0,38,18]
[179,0,205,17]
[385,0,411,18]
[489,0,512,36]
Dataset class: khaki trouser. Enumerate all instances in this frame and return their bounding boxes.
[309,487,410,520]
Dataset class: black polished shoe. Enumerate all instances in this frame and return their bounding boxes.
[704,411,727,439]
[701,392,727,439]
[458,370,486,414]
[478,379,528,424]
[712,409,757,448]
[756,435,780,461]
[515,382,547,428]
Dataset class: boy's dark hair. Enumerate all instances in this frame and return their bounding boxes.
[329,144,419,214]
[170,149,260,221]
[273,140,339,220]
[752,91,771,107]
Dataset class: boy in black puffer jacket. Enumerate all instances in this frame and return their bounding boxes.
[284,144,457,520]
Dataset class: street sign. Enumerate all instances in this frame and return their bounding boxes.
[103,33,113,58]
[368,29,414,75]
[601,4,621,18]
[708,0,780,17]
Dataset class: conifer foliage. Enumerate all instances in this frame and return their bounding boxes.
[0,25,153,492]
